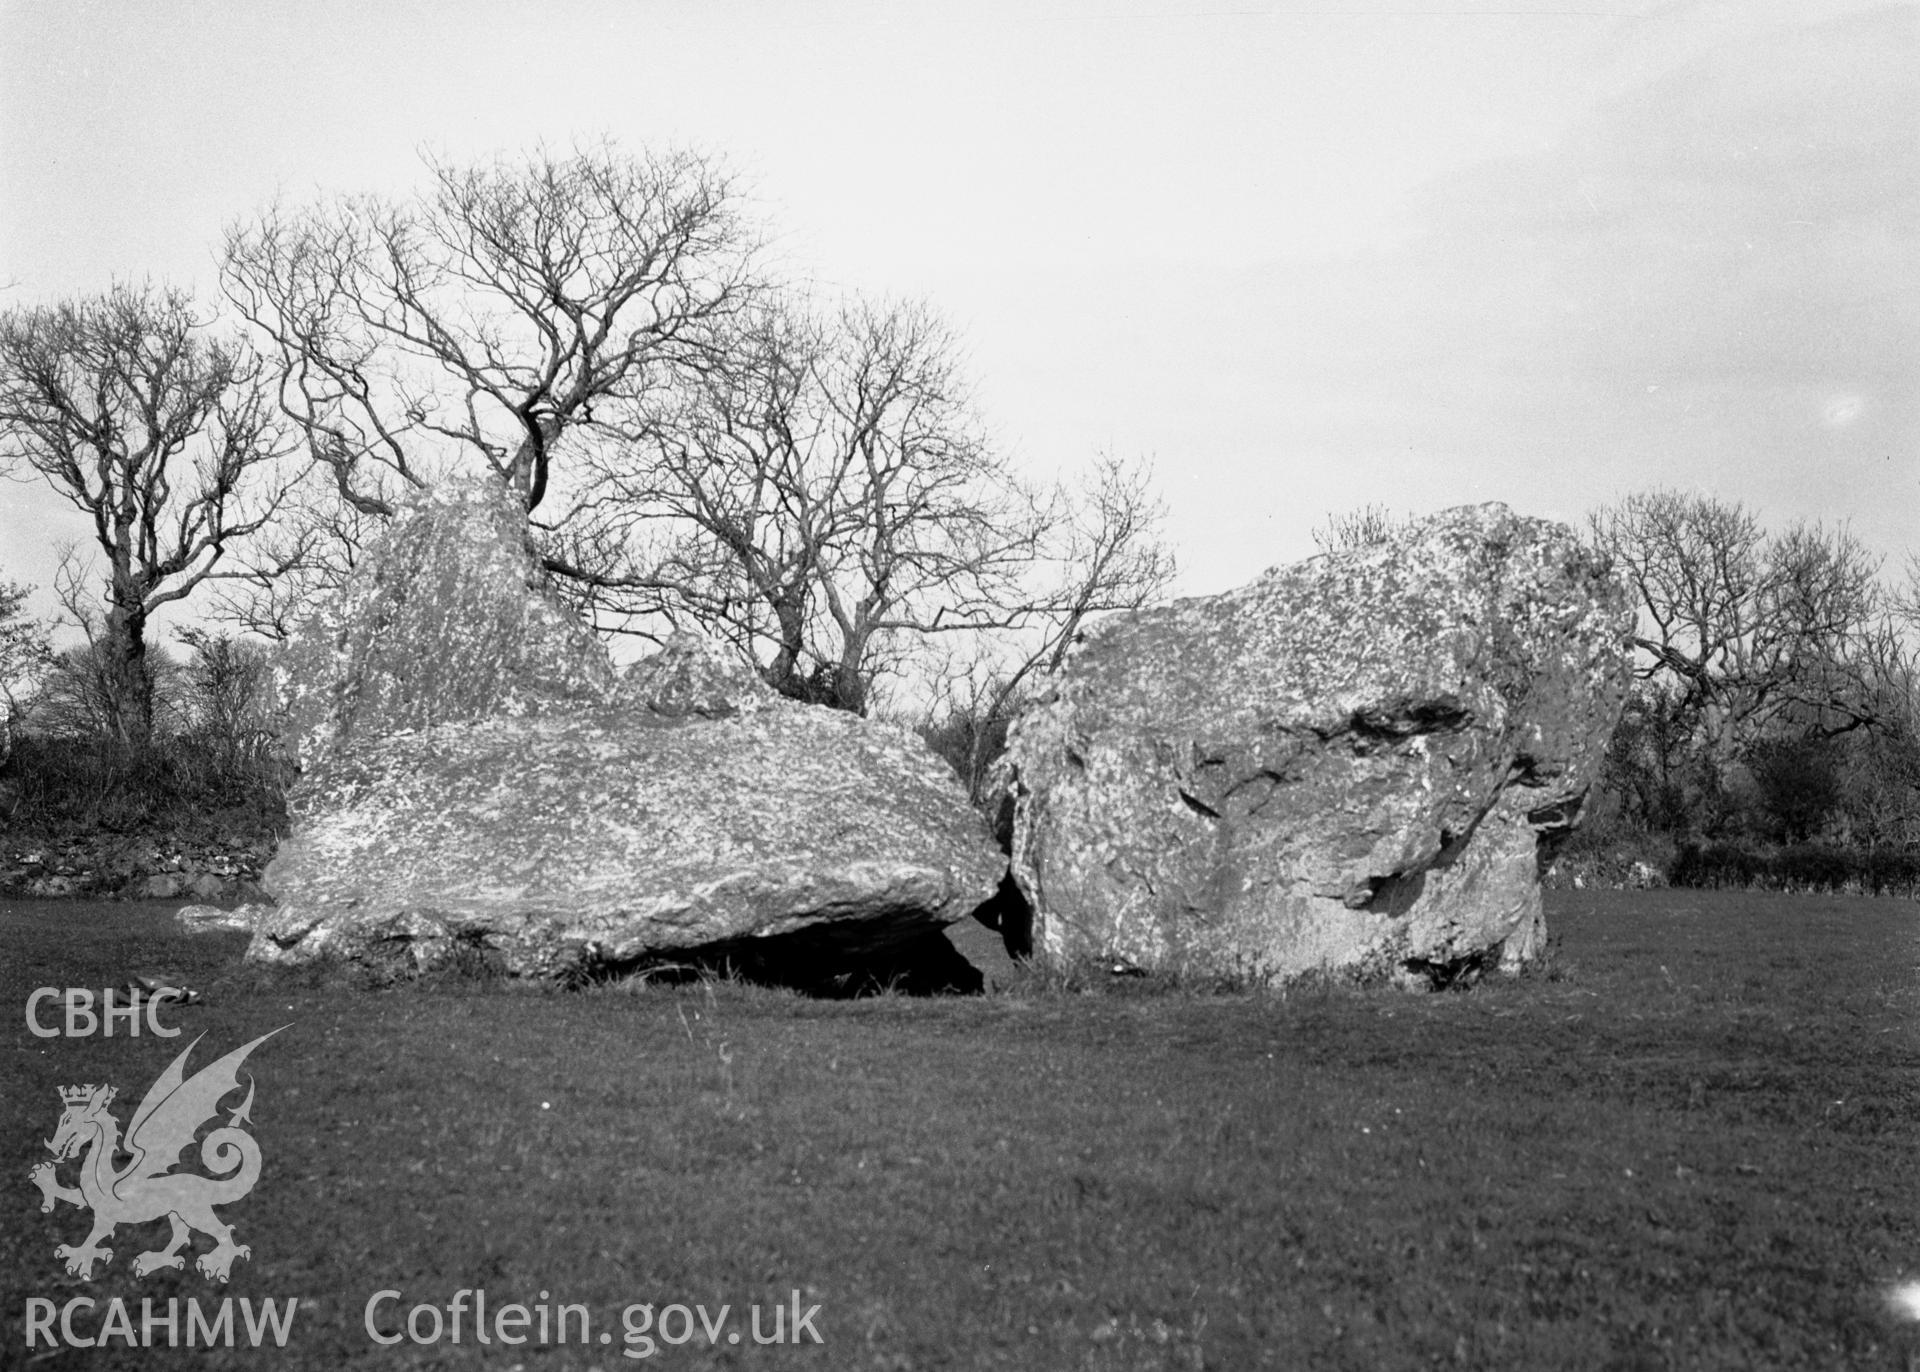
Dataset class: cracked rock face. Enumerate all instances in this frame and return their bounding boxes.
[1000,503,1634,987]
[251,479,1003,984]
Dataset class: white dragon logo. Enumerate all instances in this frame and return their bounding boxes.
[29,1028,285,1283]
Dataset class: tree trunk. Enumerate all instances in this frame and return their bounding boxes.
[764,596,811,701]
[831,626,871,716]
[831,659,868,717]
[100,599,154,750]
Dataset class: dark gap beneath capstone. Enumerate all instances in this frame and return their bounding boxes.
[578,918,987,999]
[1400,945,1500,992]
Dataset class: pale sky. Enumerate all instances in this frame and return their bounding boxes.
[1,0,1915,637]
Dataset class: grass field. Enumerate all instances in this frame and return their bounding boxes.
[4,889,1917,1370]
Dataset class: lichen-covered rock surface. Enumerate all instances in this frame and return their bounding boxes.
[1001,503,1634,987]
[272,477,616,768]
[251,479,1003,987]
[255,697,1004,982]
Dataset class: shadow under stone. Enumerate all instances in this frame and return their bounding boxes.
[596,918,988,999]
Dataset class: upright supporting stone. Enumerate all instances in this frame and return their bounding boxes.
[1001,503,1634,987]
[272,477,616,768]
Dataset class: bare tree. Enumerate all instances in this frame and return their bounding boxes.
[549,297,1174,716]
[1888,552,1920,669]
[0,576,50,766]
[207,479,390,641]
[1588,489,1886,759]
[0,577,50,707]
[1838,722,1920,849]
[175,626,278,767]
[924,452,1177,798]
[0,285,295,746]
[219,141,760,627]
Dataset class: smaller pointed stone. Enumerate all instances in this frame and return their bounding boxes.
[273,477,615,768]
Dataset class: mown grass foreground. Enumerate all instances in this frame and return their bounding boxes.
[4,890,1917,1371]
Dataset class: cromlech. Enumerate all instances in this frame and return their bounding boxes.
[199,480,1632,992]
[235,478,1004,995]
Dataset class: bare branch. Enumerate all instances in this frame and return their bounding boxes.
[221,141,762,564]
[1588,488,1892,773]
[0,285,298,744]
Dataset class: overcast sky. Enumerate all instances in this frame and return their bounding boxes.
[1,0,1914,634]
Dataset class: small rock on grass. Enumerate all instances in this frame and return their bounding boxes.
[177,903,267,934]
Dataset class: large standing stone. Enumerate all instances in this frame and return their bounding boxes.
[273,478,616,768]
[1000,503,1633,987]
[249,479,1004,988]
